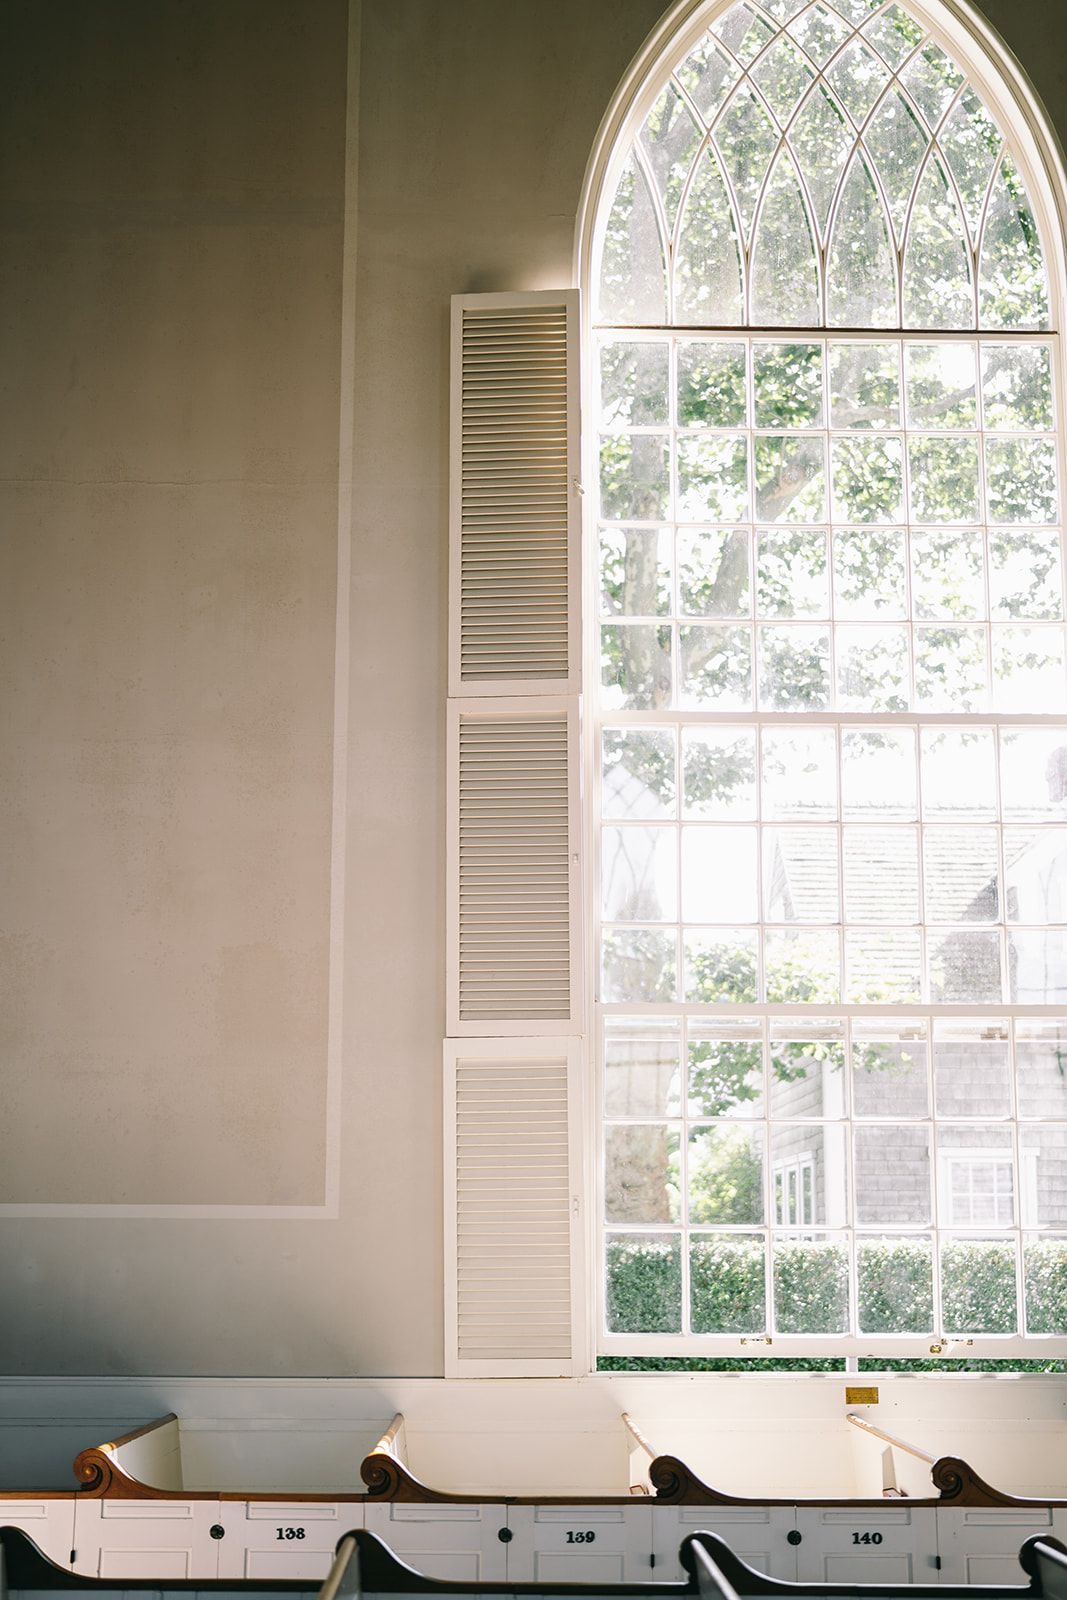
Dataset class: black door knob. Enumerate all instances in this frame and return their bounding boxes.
[497,1527,513,1543]
[787,1530,802,1546]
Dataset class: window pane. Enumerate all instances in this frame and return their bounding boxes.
[691,1235,766,1333]
[757,530,829,616]
[604,1020,682,1118]
[762,727,837,818]
[682,826,757,922]
[1019,1126,1067,1226]
[602,929,677,1002]
[841,729,916,819]
[830,344,900,429]
[1024,1236,1067,1333]
[602,826,677,922]
[937,1124,1014,1226]
[688,1125,765,1223]
[601,341,669,426]
[678,341,747,427]
[600,526,672,617]
[852,1022,929,1117]
[602,729,676,819]
[682,729,757,819]
[1016,1020,1067,1118]
[773,1235,850,1333]
[858,1238,934,1333]
[688,1024,763,1117]
[678,528,750,617]
[683,929,759,1002]
[941,1237,1017,1333]
[605,1233,681,1332]
[679,624,752,707]
[855,1124,931,1224]
[601,623,672,709]
[605,1125,680,1224]
[933,1023,1011,1119]
[833,529,908,618]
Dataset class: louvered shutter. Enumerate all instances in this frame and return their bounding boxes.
[444,291,585,1376]
[444,1037,585,1376]
[449,291,580,698]
[447,697,580,1036]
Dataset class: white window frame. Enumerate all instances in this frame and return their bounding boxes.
[575,0,1067,1360]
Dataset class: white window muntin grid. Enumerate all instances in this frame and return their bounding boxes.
[599,1008,1067,1345]
[597,715,1067,1009]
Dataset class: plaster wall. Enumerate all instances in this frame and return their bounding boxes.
[2,0,1067,1379]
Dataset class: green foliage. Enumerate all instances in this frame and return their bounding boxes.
[688,1040,761,1115]
[606,1236,680,1333]
[687,1129,763,1224]
[1024,1240,1067,1334]
[598,1357,847,1371]
[690,1236,766,1333]
[858,1239,933,1333]
[774,1239,849,1333]
[941,1239,1017,1333]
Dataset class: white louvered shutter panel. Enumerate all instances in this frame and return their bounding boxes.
[444,1038,584,1376]
[449,291,580,698]
[447,698,580,1036]
[444,291,586,1376]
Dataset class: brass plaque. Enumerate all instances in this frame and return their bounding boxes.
[846,1386,879,1405]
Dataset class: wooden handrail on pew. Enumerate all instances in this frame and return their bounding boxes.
[845,1412,937,1465]
[73,1414,181,1497]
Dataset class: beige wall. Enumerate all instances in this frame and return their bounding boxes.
[1,0,1066,1374]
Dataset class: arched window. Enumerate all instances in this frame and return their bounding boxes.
[586,0,1067,1355]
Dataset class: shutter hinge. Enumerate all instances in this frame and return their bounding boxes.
[572,1196,580,1217]
[572,478,584,496]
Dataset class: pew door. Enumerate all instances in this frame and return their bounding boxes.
[504,1502,654,1583]
[937,1505,1054,1583]
[362,1500,506,1582]
[794,1504,939,1583]
[0,1496,75,1572]
[652,1504,799,1583]
[214,1501,358,1581]
[70,1496,223,1581]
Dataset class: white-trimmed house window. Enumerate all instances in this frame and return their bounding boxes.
[586,0,1067,1354]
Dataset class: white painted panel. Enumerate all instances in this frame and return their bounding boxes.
[506,1501,652,1582]
[215,1499,357,1581]
[676,1507,771,1525]
[245,1548,334,1579]
[364,1499,505,1582]
[824,1552,912,1583]
[534,1551,624,1582]
[99,1548,190,1579]
[654,1505,797,1583]
[244,1503,341,1520]
[0,1499,75,1572]
[937,1504,1044,1583]
[795,1504,937,1584]
[387,1504,484,1522]
[100,1502,194,1519]
[532,1505,625,1522]
[71,1495,222,1581]
[968,1554,1030,1583]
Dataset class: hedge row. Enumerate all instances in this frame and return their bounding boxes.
[605,1235,1067,1335]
